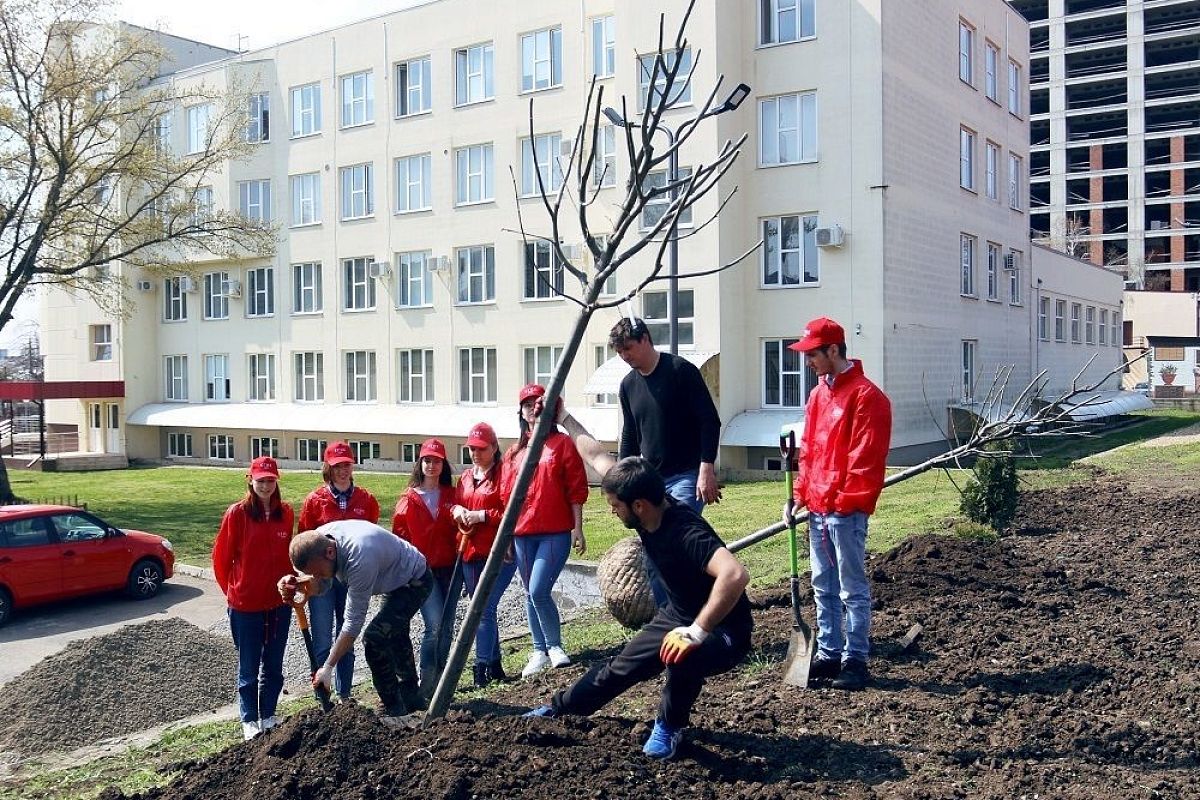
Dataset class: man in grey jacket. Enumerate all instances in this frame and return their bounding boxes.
[281,520,431,716]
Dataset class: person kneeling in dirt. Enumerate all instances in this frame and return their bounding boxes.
[525,408,752,760]
[280,520,431,718]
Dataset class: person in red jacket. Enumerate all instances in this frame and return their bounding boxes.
[787,317,892,691]
[502,384,589,679]
[451,421,518,687]
[392,437,458,702]
[297,441,381,701]
[212,456,295,740]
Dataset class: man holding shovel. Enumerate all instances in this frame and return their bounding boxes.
[788,317,891,691]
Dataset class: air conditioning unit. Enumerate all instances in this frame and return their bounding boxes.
[1149,220,1170,231]
[179,276,197,293]
[368,261,391,279]
[428,255,451,273]
[1004,253,1017,271]
[815,225,845,248]
[136,279,154,293]
[225,279,243,298]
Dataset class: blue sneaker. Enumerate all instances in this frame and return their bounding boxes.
[642,719,683,759]
[523,704,557,718]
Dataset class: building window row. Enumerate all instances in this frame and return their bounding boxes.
[1037,296,1120,347]
[959,18,1023,117]
[166,433,490,466]
[959,233,1024,305]
[960,127,1023,211]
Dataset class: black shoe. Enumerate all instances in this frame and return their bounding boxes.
[488,659,512,684]
[831,659,869,691]
[809,655,841,682]
[473,662,490,688]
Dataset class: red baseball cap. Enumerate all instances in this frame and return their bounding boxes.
[249,456,280,480]
[788,317,846,353]
[419,438,448,460]
[518,383,545,405]
[324,441,354,466]
[466,422,498,448]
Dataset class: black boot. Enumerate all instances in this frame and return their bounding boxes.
[488,659,512,683]
[473,662,490,688]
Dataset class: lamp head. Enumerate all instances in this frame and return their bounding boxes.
[721,83,752,113]
[602,106,627,127]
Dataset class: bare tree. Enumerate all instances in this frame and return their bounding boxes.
[426,0,757,720]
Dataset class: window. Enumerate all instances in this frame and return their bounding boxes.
[1112,312,1120,346]
[457,245,495,303]
[292,262,323,314]
[1008,153,1022,210]
[397,251,433,307]
[524,345,564,387]
[340,70,374,127]
[1008,249,1022,304]
[455,143,494,205]
[395,154,432,212]
[961,340,977,401]
[344,350,377,402]
[247,92,270,142]
[1071,303,1082,343]
[593,125,617,187]
[202,272,229,320]
[985,42,999,102]
[959,20,974,85]
[349,441,381,463]
[248,353,276,401]
[190,186,214,226]
[1099,309,1109,346]
[985,142,999,200]
[401,442,417,463]
[986,242,1000,300]
[960,234,976,296]
[591,234,617,296]
[459,347,497,403]
[398,349,434,403]
[760,0,814,45]
[455,42,495,106]
[247,267,275,317]
[762,214,819,287]
[638,48,692,111]
[205,354,230,401]
[167,432,192,458]
[296,438,328,463]
[521,133,564,196]
[1008,60,1021,115]
[1038,296,1050,340]
[592,16,615,78]
[90,324,112,361]
[524,242,565,300]
[960,128,975,190]
[1054,299,1066,341]
[164,277,188,321]
[154,113,172,154]
[290,172,321,226]
[340,163,374,219]
[641,167,693,229]
[594,344,617,406]
[249,437,280,459]
[165,355,187,401]
[459,446,472,466]
[1085,306,1096,345]
[763,338,815,408]
[185,103,211,154]
[290,83,321,137]
[208,434,234,461]
[643,289,694,346]
[342,257,377,311]
[238,179,271,223]
[520,27,562,92]
[760,92,817,165]
[294,351,324,402]
[395,56,432,117]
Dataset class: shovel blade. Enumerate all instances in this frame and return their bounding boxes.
[781,624,815,688]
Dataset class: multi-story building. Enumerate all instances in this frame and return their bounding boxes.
[1009,0,1199,291]
[41,0,1123,473]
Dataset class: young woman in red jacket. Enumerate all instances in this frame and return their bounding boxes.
[503,384,589,679]
[211,456,295,741]
[392,438,458,702]
[451,421,518,687]
[297,440,381,701]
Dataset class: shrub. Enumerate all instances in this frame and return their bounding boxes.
[960,449,1019,531]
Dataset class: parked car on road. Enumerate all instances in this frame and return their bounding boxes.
[0,505,174,626]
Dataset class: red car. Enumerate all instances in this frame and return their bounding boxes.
[0,505,175,626]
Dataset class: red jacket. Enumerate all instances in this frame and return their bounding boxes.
[392,486,459,568]
[212,501,295,612]
[793,360,892,516]
[455,467,505,563]
[297,484,380,531]
[501,431,589,535]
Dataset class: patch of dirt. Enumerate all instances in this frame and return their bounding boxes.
[0,618,237,757]
[102,473,1200,798]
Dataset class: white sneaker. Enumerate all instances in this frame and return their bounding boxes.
[521,650,551,678]
[259,716,279,731]
[241,721,261,741]
[547,646,571,668]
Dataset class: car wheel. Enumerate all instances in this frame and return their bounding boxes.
[0,587,10,626]
[127,559,164,600]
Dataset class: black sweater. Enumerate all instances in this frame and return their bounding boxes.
[618,353,721,476]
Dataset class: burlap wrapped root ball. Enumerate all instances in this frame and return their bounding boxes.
[597,535,656,629]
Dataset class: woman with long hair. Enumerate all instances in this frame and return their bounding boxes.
[212,456,295,740]
[502,384,589,679]
[451,421,518,687]
[297,441,381,701]
[392,437,458,702]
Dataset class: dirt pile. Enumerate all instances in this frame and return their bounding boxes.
[0,618,237,756]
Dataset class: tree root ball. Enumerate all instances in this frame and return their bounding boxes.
[596,536,655,629]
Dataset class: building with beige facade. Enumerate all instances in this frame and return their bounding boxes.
[40,0,1126,473]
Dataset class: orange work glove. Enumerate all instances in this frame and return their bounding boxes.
[659,623,709,665]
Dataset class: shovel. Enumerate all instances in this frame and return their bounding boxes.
[780,430,815,688]
[291,589,334,711]
[435,531,469,667]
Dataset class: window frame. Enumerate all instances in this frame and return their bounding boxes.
[762,337,814,409]
[207,434,234,461]
[640,166,694,230]
[294,351,324,402]
[246,266,275,317]
[960,233,976,297]
[290,172,321,227]
[397,251,434,308]
[1038,295,1050,341]
[456,245,496,305]
[591,15,615,78]
[593,125,617,187]
[339,70,375,128]
[761,213,820,288]
[961,339,977,402]
[759,91,818,166]
[290,82,322,138]
[203,271,230,320]
[339,162,375,220]
[520,26,563,93]
[395,56,432,118]
[343,350,378,403]
[458,346,498,404]
[520,132,564,197]
[163,277,188,322]
[985,141,999,201]
[958,20,975,86]
[637,48,692,112]
[164,355,188,401]
[292,261,323,315]
[1085,305,1096,345]
[986,242,1001,301]
[1008,152,1022,210]
[185,103,211,154]
[1054,299,1067,342]
[395,153,433,213]
[247,92,270,143]
[454,143,495,206]
[1008,59,1022,116]
[204,353,230,402]
[523,345,564,387]
[247,353,276,402]
[1071,302,1082,343]
[984,41,999,102]
[960,127,976,191]
[759,0,815,47]
[454,42,495,107]
[342,256,378,312]
[397,348,434,404]
[167,432,193,458]
[238,178,272,224]
[90,324,112,361]
[1008,249,1023,305]
[249,436,280,459]
[643,288,694,347]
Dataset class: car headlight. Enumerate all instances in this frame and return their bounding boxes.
[161,539,174,552]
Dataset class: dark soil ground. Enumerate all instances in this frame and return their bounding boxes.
[100,473,1200,799]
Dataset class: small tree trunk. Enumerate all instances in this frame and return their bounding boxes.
[0,459,16,503]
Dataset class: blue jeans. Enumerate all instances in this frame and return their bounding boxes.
[809,511,872,662]
[463,557,518,663]
[227,605,292,723]
[308,578,354,698]
[418,566,457,696]
[514,532,572,651]
[645,470,705,607]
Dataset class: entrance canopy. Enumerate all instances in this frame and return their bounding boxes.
[584,350,718,395]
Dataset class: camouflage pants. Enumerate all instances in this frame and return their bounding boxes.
[363,569,432,714]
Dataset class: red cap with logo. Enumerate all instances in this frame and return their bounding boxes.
[419,438,448,460]
[518,383,546,405]
[249,456,280,480]
[466,422,498,448]
[787,317,846,353]
[324,440,354,466]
